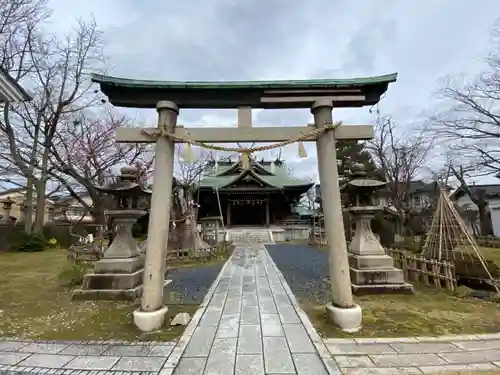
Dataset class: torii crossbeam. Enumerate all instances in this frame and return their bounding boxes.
[92,73,397,333]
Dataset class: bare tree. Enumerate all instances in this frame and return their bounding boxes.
[168,145,215,251]
[448,164,493,236]
[174,145,213,193]
[0,13,104,233]
[49,111,153,225]
[428,19,500,175]
[367,115,433,234]
[424,20,500,237]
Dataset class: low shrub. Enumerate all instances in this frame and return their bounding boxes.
[58,263,90,286]
[17,232,48,252]
[47,237,58,248]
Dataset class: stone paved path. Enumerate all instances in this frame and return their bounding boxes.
[170,243,338,375]
[2,243,500,374]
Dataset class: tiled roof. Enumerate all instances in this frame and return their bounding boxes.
[451,184,500,199]
[199,159,313,190]
[91,73,398,90]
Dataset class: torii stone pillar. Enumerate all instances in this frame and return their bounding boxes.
[133,101,178,332]
[312,99,362,332]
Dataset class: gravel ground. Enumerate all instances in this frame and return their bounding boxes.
[266,243,330,304]
[164,262,225,304]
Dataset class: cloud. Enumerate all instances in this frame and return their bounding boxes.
[47,0,500,182]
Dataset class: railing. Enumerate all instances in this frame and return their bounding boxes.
[387,248,457,291]
[67,244,103,264]
[276,218,309,226]
[166,241,234,264]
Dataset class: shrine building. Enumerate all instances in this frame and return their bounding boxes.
[196,156,313,227]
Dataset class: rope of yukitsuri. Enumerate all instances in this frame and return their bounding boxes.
[140,121,343,155]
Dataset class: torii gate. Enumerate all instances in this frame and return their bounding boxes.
[91,73,397,332]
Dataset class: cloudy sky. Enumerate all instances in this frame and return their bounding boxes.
[47,0,500,183]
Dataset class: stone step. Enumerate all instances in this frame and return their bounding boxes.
[350,267,406,285]
[351,282,415,295]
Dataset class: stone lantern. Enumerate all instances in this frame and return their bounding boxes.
[2,197,13,224]
[73,166,151,301]
[342,163,413,295]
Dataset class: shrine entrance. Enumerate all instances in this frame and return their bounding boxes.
[228,198,267,226]
[91,72,397,332]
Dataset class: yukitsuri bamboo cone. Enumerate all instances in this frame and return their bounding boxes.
[421,187,499,294]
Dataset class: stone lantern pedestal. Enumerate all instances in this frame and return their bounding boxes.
[72,165,152,301]
[347,206,414,294]
[342,162,413,295]
[73,210,145,300]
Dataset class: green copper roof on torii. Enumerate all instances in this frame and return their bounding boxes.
[90,73,397,89]
[90,73,397,109]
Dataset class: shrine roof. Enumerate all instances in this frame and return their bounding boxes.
[198,159,313,191]
[90,73,397,109]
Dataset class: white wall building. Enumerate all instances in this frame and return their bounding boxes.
[451,185,500,237]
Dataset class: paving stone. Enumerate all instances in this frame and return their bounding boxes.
[210,293,226,307]
[476,333,500,340]
[341,368,422,375]
[0,352,30,365]
[64,356,119,370]
[216,314,240,338]
[236,347,264,373]
[223,298,241,315]
[19,354,75,368]
[324,339,356,345]
[370,354,447,367]
[259,298,277,314]
[19,343,68,354]
[263,337,295,374]
[293,353,328,375]
[335,356,374,368]
[258,290,272,299]
[419,363,499,374]
[261,314,284,336]
[204,338,237,375]
[112,357,165,371]
[276,305,300,324]
[198,310,222,327]
[240,306,260,325]
[183,326,217,357]
[327,343,396,355]
[283,324,315,353]
[438,349,500,364]
[0,341,28,352]
[452,339,500,351]
[59,345,109,356]
[147,345,175,357]
[355,338,418,344]
[274,293,291,305]
[159,367,176,375]
[238,326,262,354]
[390,343,462,354]
[103,345,151,357]
[242,293,258,307]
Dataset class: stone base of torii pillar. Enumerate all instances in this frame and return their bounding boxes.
[347,206,414,295]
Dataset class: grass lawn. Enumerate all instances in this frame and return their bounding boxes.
[0,249,199,341]
[301,285,500,338]
[478,246,500,266]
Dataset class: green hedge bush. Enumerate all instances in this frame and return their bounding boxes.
[17,232,48,252]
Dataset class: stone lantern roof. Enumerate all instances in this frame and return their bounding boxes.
[95,166,152,196]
